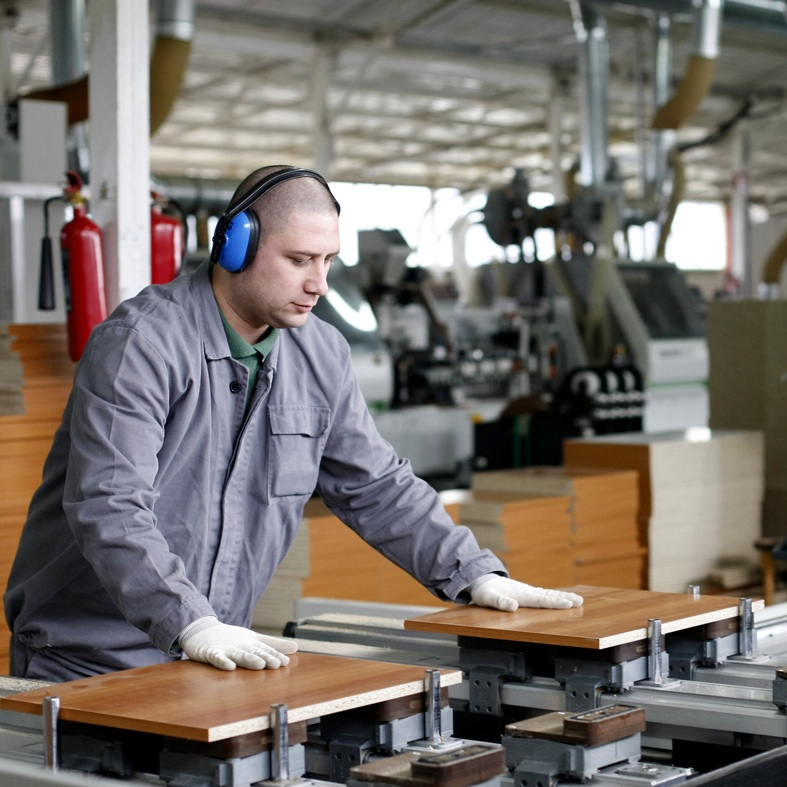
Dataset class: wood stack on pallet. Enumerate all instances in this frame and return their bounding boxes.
[468,466,644,589]
[0,324,75,674]
[563,429,765,594]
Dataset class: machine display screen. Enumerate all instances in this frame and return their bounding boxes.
[617,262,706,339]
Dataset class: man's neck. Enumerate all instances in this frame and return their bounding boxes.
[211,269,269,344]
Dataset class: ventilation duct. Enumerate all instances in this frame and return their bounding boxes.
[16,0,194,135]
[653,0,724,129]
[149,0,194,135]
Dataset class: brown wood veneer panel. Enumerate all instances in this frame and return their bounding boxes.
[0,653,461,743]
[404,585,762,649]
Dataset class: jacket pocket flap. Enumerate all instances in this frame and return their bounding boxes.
[269,406,329,437]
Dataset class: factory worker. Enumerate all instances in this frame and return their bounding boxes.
[4,165,582,683]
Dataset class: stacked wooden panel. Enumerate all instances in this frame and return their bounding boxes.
[1,654,463,742]
[439,489,574,588]
[0,324,24,416]
[469,466,644,589]
[405,585,762,648]
[706,300,787,538]
[563,429,764,594]
[0,324,75,674]
[271,497,453,617]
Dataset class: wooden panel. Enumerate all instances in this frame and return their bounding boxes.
[465,469,644,590]
[0,324,74,676]
[0,417,63,442]
[404,585,762,650]
[0,653,461,743]
[300,501,452,608]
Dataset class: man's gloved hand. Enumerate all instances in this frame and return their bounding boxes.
[469,574,584,612]
[179,617,298,671]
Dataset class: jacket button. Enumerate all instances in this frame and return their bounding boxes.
[229,381,242,394]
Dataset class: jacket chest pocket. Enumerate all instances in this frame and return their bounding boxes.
[268,405,330,499]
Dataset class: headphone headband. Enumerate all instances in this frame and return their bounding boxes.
[224,167,340,221]
[211,167,340,271]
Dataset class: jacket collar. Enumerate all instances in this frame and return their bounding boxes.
[193,260,232,361]
[193,259,282,372]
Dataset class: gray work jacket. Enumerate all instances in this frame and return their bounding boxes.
[5,261,505,676]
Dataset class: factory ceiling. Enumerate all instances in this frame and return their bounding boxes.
[6,0,787,214]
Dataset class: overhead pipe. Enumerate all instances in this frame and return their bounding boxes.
[724,0,787,30]
[652,0,725,129]
[625,13,676,231]
[646,14,675,195]
[150,175,237,215]
[582,0,786,33]
[16,0,194,135]
[49,0,86,84]
[49,0,90,175]
[570,0,610,189]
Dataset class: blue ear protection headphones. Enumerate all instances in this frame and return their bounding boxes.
[210,167,340,273]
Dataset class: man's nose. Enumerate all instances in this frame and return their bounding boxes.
[307,262,330,295]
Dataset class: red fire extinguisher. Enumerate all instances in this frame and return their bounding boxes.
[150,191,185,284]
[39,171,108,362]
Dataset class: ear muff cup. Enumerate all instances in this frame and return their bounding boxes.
[215,209,260,273]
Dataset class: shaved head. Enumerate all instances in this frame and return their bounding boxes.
[228,165,339,245]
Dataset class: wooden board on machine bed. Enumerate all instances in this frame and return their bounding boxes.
[404,585,760,650]
[0,652,461,743]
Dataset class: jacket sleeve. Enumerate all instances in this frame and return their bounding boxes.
[314,338,507,602]
[62,324,216,653]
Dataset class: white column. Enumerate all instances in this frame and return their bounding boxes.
[311,44,335,175]
[88,0,151,309]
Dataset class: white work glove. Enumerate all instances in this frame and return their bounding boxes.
[179,617,298,671]
[469,574,584,612]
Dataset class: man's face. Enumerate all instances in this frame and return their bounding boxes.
[222,209,340,337]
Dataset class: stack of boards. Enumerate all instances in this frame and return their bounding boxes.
[563,429,764,593]
[458,466,644,590]
[0,323,24,416]
[0,324,76,674]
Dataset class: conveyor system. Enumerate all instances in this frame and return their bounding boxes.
[3,587,787,786]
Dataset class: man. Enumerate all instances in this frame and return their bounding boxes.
[5,166,582,682]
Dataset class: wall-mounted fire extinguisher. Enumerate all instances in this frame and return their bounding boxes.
[40,171,107,362]
[150,191,186,284]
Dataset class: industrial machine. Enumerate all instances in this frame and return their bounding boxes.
[288,588,787,786]
[313,231,601,481]
[5,586,787,786]
[548,256,709,433]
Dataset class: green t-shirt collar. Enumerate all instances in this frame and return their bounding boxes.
[219,312,279,361]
